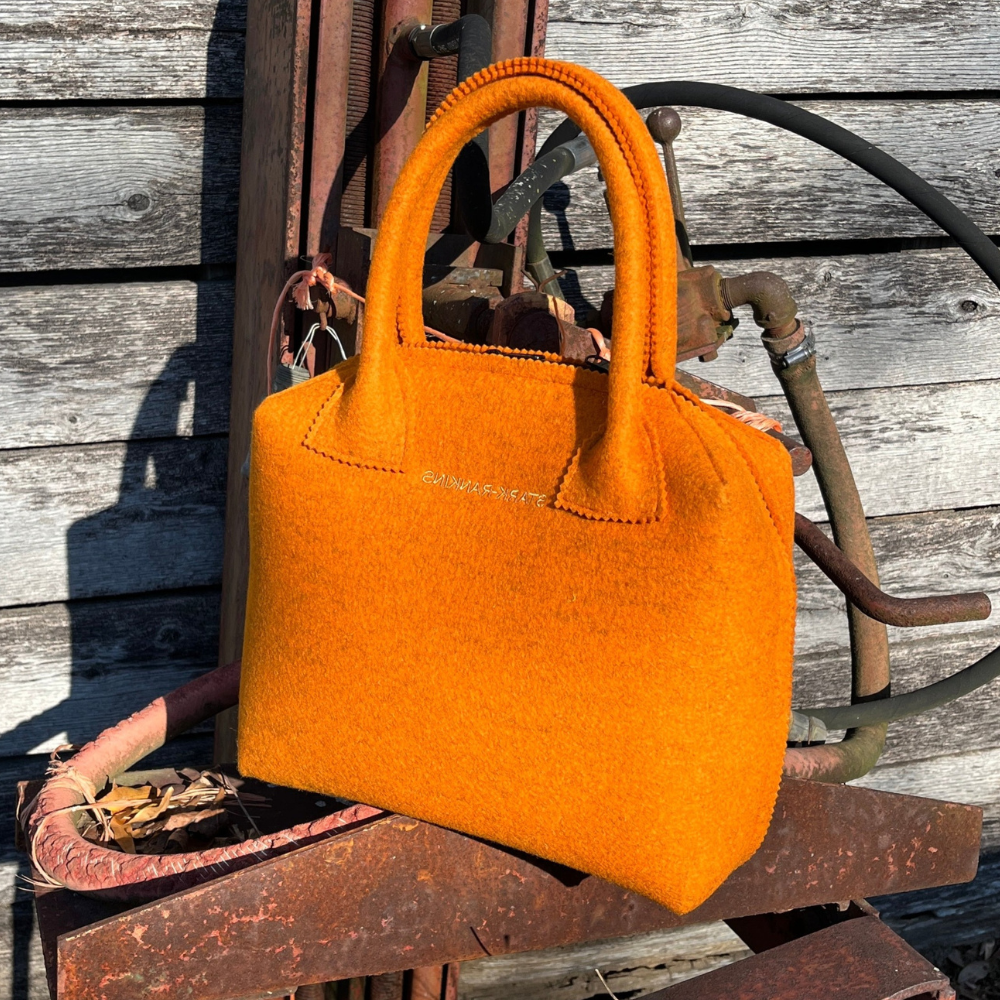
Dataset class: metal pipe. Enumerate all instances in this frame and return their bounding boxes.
[371,1,435,226]
[775,337,890,783]
[720,272,798,332]
[795,512,992,628]
[803,640,1000,730]
[409,15,493,237]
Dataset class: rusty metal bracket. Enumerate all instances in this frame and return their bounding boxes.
[653,915,955,999]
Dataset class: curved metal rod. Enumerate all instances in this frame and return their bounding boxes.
[22,663,385,902]
[795,512,992,628]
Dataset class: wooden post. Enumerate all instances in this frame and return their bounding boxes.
[215,0,314,763]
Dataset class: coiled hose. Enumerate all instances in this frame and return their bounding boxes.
[508,81,1000,753]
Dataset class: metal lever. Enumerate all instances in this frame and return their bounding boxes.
[646,107,691,263]
[794,512,992,627]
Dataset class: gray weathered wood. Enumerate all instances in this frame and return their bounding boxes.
[792,507,1000,770]
[0,0,245,100]
[546,0,1000,93]
[538,101,1000,248]
[0,437,226,607]
[0,106,240,272]
[568,247,1000,395]
[13,0,1000,101]
[0,378,996,602]
[0,280,233,449]
[459,923,749,1000]
[0,591,219,756]
[759,379,1000,520]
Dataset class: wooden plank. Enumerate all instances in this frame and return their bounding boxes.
[874,852,1000,954]
[0,437,226,607]
[569,247,1000,395]
[538,100,1000,248]
[458,923,749,1000]
[0,0,245,100]
[0,591,219,757]
[760,379,1000,520]
[0,280,232,449]
[0,106,241,272]
[546,0,1000,93]
[217,0,313,762]
[0,375,992,606]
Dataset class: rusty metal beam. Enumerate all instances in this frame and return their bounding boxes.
[306,0,355,257]
[649,916,954,999]
[42,780,979,1000]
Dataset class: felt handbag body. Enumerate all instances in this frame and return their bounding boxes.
[238,58,796,915]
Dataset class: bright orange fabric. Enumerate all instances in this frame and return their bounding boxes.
[238,58,796,915]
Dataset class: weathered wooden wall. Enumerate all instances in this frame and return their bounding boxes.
[0,1,239,993]
[1,0,999,997]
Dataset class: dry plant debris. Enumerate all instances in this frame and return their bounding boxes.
[928,939,1000,1000]
[78,769,268,855]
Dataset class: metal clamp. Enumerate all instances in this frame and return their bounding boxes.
[769,329,815,370]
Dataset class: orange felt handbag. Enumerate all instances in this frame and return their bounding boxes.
[238,58,796,915]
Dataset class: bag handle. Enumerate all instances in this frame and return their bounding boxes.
[328,58,678,523]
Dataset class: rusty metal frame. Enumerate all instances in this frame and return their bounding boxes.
[29,778,980,1000]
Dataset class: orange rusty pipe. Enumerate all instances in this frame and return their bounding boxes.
[795,512,992,628]
[371,0,434,226]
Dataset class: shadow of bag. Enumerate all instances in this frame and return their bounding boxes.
[238,57,797,915]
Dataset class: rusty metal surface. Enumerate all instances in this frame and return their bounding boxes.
[652,916,954,999]
[45,779,979,1000]
[306,0,354,256]
[422,266,503,340]
[778,352,890,783]
[795,512,992,627]
[340,0,376,227]
[426,0,461,231]
[371,0,434,226]
[767,429,813,476]
[487,0,531,193]
[600,266,734,364]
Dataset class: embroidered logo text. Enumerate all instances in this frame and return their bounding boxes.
[421,470,547,507]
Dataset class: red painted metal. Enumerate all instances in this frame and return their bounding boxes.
[37,779,979,1000]
[340,0,376,227]
[426,0,460,232]
[306,0,354,256]
[488,0,531,193]
[371,0,434,226]
[512,0,549,259]
[649,916,954,999]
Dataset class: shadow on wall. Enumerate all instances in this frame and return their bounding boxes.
[541,182,595,321]
[4,2,242,993]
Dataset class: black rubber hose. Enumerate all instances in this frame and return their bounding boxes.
[806,643,1000,730]
[532,81,1000,292]
[525,81,1000,729]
